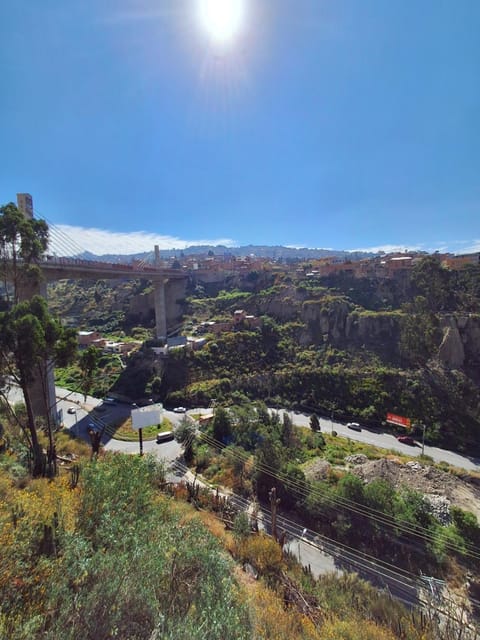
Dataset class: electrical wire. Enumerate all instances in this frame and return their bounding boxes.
[195,429,480,561]
[197,428,480,559]
[167,454,477,631]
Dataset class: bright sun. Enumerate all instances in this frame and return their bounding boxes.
[197,0,247,45]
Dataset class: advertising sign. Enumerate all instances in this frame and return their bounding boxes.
[131,404,163,430]
[386,412,411,429]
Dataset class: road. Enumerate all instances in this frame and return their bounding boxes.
[4,382,480,471]
[5,384,480,471]
[280,411,480,472]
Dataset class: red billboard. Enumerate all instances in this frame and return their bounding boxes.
[386,413,411,429]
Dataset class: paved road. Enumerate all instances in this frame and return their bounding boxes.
[279,410,480,471]
[5,385,480,471]
[191,406,480,471]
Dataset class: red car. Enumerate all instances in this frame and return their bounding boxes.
[397,435,415,445]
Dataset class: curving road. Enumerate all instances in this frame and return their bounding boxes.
[5,384,480,471]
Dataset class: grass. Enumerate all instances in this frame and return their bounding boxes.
[105,416,174,442]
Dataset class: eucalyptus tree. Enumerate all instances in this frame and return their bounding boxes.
[0,203,77,476]
[0,202,48,305]
[79,345,100,402]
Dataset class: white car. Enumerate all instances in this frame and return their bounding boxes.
[67,407,76,414]
[173,407,187,413]
[347,422,361,431]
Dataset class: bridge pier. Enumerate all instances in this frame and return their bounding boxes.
[153,278,167,340]
[153,245,168,341]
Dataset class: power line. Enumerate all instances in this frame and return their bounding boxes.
[167,455,477,633]
[195,430,480,561]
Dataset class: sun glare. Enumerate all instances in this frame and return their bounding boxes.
[197,0,246,45]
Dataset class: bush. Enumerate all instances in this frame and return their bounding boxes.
[0,454,252,640]
[236,533,284,576]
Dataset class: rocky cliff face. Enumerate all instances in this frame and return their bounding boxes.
[438,315,480,369]
[301,299,402,358]
[300,300,480,371]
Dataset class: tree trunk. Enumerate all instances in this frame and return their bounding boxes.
[20,380,45,477]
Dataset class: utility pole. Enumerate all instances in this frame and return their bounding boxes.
[269,487,280,542]
[421,424,426,456]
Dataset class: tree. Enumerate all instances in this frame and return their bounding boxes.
[310,413,320,432]
[79,345,100,402]
[0,204,76,476]
[0,202,48,306]
[254,433,283,500]
[0,296,77,475]
[211,406,232,444]
[281,411,293,447]
[399,296,440,365]
[225,444,249,491]
[174,415,196,463]
[411,255,452,313]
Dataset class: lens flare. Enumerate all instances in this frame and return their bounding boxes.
[197,0,246,45]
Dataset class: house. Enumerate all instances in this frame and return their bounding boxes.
[78,330,103,346]
[103,341,134,355]
[442,253,480,269]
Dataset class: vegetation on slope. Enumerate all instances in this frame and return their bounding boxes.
[1,447,473,640]
[0,453,251,640]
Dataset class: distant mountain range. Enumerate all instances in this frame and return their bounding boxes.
[75,245,377,263]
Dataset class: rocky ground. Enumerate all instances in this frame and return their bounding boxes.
[351,456,480,521]
[305,455,480,522]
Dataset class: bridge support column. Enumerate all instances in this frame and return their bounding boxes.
[154,278,167,341]
[153,245,168,341]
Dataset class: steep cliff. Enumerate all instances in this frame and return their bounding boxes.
[301,298,402,360]
[437,314,480,370]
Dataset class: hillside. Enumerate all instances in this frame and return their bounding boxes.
[0,447,474,640]
[160,259,480,455]
[47,256,480,454]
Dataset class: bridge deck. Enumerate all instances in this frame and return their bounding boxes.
[40,257,187,281]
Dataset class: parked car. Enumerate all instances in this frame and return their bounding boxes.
[173,407,187,413]
[67,407,76,414]
[397,435,415,445]
[347,422,361,431]
[136,398,154,407]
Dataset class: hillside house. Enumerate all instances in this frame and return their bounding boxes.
[78,330,103,347]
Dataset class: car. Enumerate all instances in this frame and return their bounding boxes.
[347,422,361,431]
[173,407,187,413]
[397,435,415,445]
[94,405,106,413]
[67,407,76,414]
[156,430,174,443]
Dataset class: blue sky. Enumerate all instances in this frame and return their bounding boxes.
[1,0,479,255]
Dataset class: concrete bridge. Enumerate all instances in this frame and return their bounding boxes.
[9,194,189,428]
[39,251,187,340]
